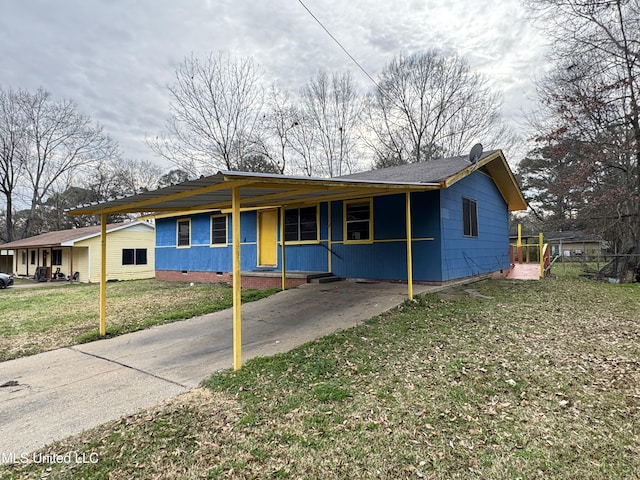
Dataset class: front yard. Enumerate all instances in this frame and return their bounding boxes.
[3,275,639,479]
[0,279,276,362]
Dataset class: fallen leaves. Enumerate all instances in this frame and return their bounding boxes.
[7,277,640,479]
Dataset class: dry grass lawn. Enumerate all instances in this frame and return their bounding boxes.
[0,279,275,361]
[3,276,640,479]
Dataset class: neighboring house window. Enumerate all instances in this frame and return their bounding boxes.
[30,251,36,265]
[52,249,62,266]
[122,249,148,265]
[21,250,27,265]
[344,199,373,243]
[177,218,191,247]
[284,206,318,242]
[211,215,228,246]
[136,249,148,265]
[463,197,478,237]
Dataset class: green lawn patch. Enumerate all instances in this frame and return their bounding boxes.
[0,279,277,361]
[3,276,640,479]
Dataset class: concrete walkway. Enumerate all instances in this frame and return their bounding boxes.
[0,281,436,458]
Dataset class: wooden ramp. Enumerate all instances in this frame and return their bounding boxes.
[507,263,541,280]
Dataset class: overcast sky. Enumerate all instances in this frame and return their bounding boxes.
[0,0,549,171]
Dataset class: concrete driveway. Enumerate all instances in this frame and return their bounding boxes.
[0,280,436,457]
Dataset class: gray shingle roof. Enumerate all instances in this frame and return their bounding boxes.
[339,150,499,183]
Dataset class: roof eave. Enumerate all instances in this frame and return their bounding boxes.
[441,150,527,211]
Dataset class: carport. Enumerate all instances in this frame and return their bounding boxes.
[68,171,439,370]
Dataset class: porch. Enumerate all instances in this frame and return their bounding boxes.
[155,269,340,289]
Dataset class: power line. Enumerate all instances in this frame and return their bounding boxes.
[297,0,382,91]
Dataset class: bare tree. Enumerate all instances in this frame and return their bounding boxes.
[20,89,118,238]
[298,71,363,177]
[524,0,640,251]
[0,87,118,240]
[364,50,507,166]
[149,52,265,175]
[0,87,28,242]
[255,85,301,174]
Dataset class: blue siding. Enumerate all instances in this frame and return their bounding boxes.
[330,193,441,281]
[155,174,510,283]
[439,171,509,281]
[156,207,330,274]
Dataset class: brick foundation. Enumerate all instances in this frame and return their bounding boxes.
[155,270,308,289]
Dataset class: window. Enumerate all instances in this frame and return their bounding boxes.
[136,249,148,265]
[211,215,228,246]
[52,249,62,266]
[463,197,478,237]
[284,206,318,242]
[122,249,134,265]
[21,250,27,265]
[30,251,36,265]
[122,248,147,265]
[177,219,191,247]
[344,199,372,243]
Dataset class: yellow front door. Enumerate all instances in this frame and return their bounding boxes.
[257,209,278,267]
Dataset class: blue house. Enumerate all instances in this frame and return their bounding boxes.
[148,149,527,287]
[69,148,527,369]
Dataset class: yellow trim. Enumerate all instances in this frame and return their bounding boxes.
[280,207,286,291]
[343,198,374,244]
[257,209,278,267]
[440,150,527,211]
[219,206,279,214]
[99,214,107,337]
[248,187,403,209]
[141,209,217,221]
[235,186,330,207]
[371,237,435,243]
[283,204,320,244]
[232,186,242,371]
[68,179,256,215]
[406,192,413,300]
[176,217,191,248]
[539,232,544,278]
[210,214,229,247]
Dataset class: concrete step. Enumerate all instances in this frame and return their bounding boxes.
[309,274,343,284]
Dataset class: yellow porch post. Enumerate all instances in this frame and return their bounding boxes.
[405,192,414,300]
[99,213,107,336]
[280,206,286,291]
[517,223,523,264]
[539,232,544,278]
[232,186,242,370]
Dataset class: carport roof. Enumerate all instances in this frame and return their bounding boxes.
[67,170,440,216]
[67,149,526,216]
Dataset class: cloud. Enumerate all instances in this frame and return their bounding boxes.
[0,0,549,165]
